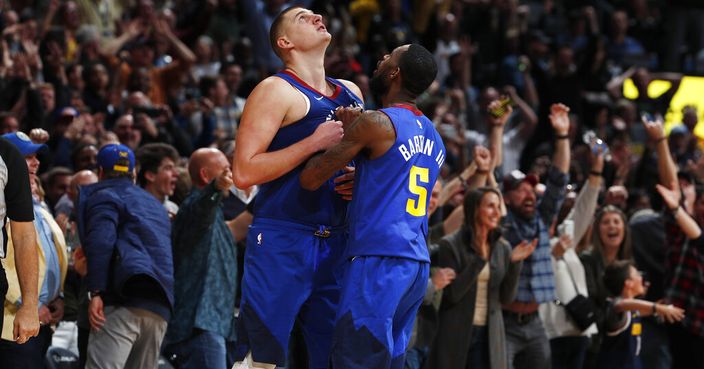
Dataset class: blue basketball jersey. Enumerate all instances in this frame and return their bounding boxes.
[254,71,363,227]
[345,105,446,262]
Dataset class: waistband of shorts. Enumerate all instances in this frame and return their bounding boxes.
[252,216,347,234]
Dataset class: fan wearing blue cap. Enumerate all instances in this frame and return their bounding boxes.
[77,143,174,369]
[0,131,68,368]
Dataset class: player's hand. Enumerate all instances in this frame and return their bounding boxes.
[13,303,39,344]
[473,145,492,173]
[215,168,234,192]
[549,103,570,136]
[89,296,106,331]
[511,239,537,262]
[431,268,457,290]
[311,120,344,151]
[334,166,355,201]
[335,106,363,130]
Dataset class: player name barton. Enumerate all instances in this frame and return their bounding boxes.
[398,135,445,167]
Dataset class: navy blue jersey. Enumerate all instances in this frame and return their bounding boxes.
[346,105,446,261]
[598,307,642,369]
[254,71,363,227]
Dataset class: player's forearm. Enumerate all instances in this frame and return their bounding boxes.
[300,152,343,191]
[234,138,321,188]
[615,299,661,317]
[11,222,39,307]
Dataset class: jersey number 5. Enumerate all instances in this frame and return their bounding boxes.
[406,165,429,217]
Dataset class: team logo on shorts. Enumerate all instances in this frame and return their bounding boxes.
[257,233,262,245]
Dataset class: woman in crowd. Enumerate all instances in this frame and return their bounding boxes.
[428,187,536,369]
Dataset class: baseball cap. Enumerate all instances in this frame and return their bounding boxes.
[502,170,539,193]
[2,132,48,156]
[97,144,135,173]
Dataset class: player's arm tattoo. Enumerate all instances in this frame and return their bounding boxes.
[300,111,393,190]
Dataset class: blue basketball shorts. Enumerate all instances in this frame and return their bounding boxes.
[234,217,346,368]
[330,256,429,369]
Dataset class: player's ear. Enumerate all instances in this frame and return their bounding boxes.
[277,36,293,52]
[390,67,400,80]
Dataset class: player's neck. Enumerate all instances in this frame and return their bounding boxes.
[285,52,327,93]
[383,94,416,109]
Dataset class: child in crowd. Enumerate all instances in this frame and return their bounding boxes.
[598,260,685,369]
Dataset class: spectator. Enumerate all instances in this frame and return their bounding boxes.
[164,148,241,369]
[0,135,39,347]
[500,103,571,369]
[429,187,535,369]
[135,143,180,218]
[77,143,173,369]
[40,166,73,215]
[0,131,67,369]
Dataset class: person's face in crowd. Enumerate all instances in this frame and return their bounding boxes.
[428,180,442,216]
[114,115,141,148]
[214,79,229,104]
[40,86,55,112]
[62,1,80,30]
[0,116,19,134]
[131,45,155,69]
[479,87,500,114]
[610,11,629,37]
[148,157,178,198]
[223,65,243,94]
[369,45,407,98]
[625,265,646,297]
[683,107,698,132]
[25,153,40,182]
[203,151,231,186]
[506,181,537,219]
[68,64,84,91]
[195,39,213,63]
[598,211,625,252]
[47,174,71,204]
[477,191,502,231]
[75,145,98,171]
[632,68,651,92]
[555,46,574,74]
[3,11,18,28]
[87,64,109,91]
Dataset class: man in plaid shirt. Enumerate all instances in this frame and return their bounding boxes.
[500,104,571,369]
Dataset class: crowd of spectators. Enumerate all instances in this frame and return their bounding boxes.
[0,0,703,368]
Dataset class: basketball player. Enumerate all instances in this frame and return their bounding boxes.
[232,6,363,369]
[300,43,444,369]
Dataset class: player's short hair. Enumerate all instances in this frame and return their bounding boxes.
[269,6,301,59]
[398,44,437,97]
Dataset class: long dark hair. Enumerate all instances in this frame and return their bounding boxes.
[591,205,632,264]
[463,187,503,247]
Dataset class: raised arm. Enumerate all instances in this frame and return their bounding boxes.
[233,77,343,188]
[486,99,511,169]
[656,183,701,239]
[643,115,678,190]
[549,103,571,174]
[300,110,394,190]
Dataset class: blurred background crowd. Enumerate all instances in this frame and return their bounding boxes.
[0,0,703,368]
